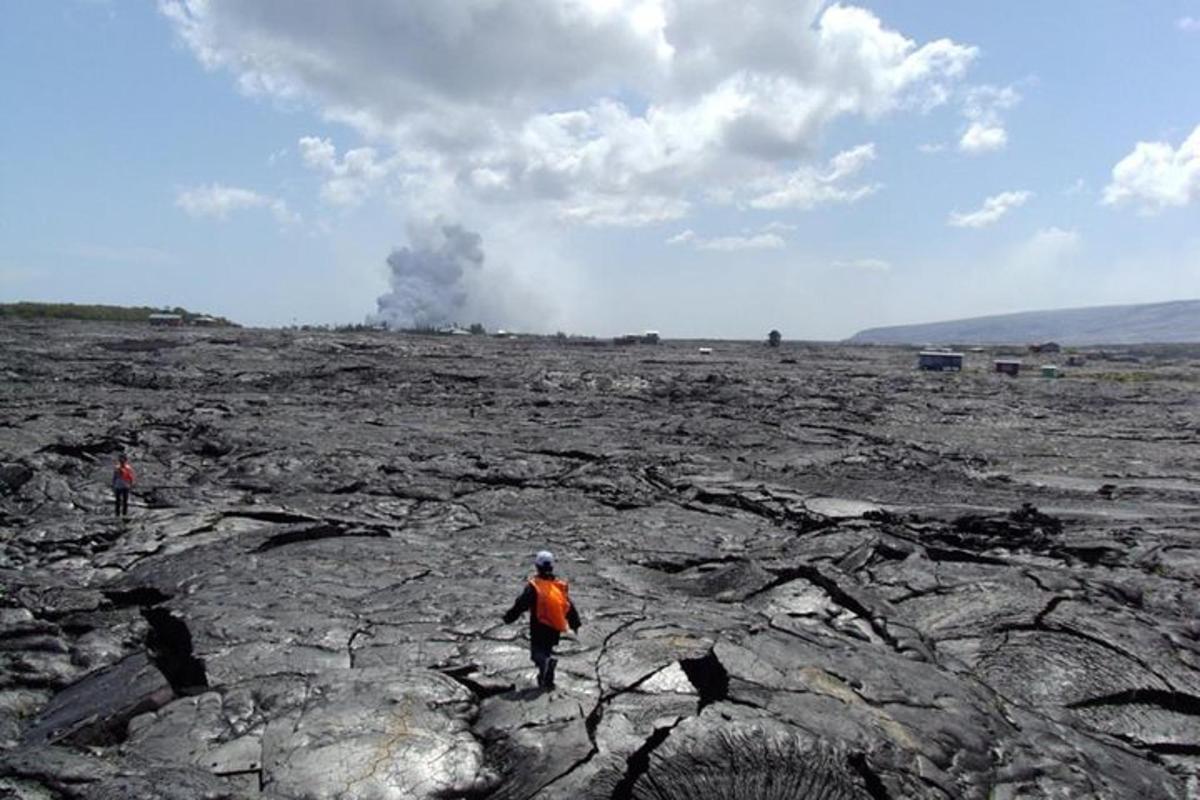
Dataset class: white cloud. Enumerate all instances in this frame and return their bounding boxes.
[666,227,785,251]
[175,183,299,225]
[1179,16,1200,32]
[1001,227,1082,289]
[697,233,785,251]
[298,136,400,207]
[831,258,890,271]
[959,122,1007,154]
[958,84,1019,154]
[748,143,880,210]
[1018,226,1081,263]
[1101,124,1200,213]
[159,1,977,227]
[559,192,691,226]
[948,190,1032,228]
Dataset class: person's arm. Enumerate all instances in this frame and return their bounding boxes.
[502,583,535,624]
[567,597,581,632]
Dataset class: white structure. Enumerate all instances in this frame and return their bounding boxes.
[148,313,183,327]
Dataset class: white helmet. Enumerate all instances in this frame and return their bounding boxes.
[534,550,555,570]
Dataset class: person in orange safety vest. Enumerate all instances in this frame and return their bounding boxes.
[111,452,136,519]
[502,550,581,690]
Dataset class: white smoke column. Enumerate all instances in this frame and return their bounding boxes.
[370,224,484,329]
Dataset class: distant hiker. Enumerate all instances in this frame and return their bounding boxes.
[111,453,135,518]
[502,550,581,690]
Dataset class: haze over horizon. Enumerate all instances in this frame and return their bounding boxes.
[3,2,1199,338]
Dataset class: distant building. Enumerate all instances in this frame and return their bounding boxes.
[192,316,219,327]
[994,359,1021,376]
[698,347,713,355]
[918,351,963,371]
[1066,354,1086,366]
[1029,341,1061,354]
[1041,365,1059,378]
[642,330,660,345]
[148,313,183,327]
[613,334,640,345]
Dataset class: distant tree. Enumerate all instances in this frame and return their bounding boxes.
[767,329,782,347]
[469,322,487,335]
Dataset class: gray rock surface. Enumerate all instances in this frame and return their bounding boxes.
[2,320,1199,798]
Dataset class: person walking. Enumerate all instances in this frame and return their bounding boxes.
[502,550,581,690]
[111,453,135,519]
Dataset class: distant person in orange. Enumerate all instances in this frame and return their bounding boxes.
[111,452,135,518]
[502,550,581,690]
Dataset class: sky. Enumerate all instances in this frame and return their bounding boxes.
[2,1,1199,339]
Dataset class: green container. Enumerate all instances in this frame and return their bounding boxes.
[1041,365,1058,378]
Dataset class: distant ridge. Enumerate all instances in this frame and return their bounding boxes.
[0,302,237,326]
[848,299,1200,345]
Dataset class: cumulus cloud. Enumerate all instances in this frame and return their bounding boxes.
[175,183,298,224]
[159,1,977,226]
[1101,124,1200,213]
[959,122,1006,154]
[958,84,1019,154]
[298,136,401,207]
[948,190,1032,228]
[1179,16,1200,32]
[748,143,880,210]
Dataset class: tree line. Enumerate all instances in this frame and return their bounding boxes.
[0,303,235,326]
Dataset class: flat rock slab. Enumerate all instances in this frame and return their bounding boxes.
[259,668,493,799]
[21,652,173,747]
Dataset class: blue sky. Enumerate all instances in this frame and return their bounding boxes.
[2,1,1199,338]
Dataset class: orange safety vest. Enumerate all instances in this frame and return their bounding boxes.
[529,576,571,633]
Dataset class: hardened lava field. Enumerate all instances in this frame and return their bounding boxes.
[2,321,1199,799]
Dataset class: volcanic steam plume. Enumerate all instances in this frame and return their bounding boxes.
[370,224,484,330]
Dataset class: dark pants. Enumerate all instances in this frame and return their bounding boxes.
[114,488,129,518]
[531,642,557,688]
